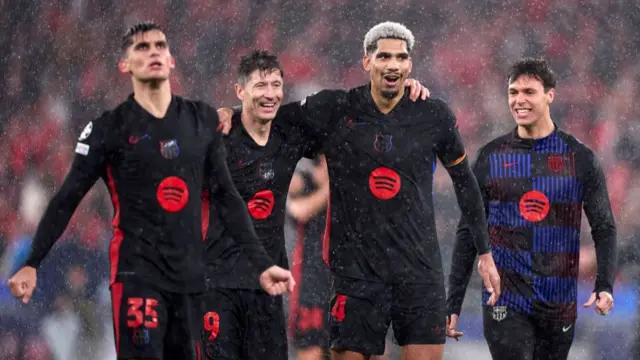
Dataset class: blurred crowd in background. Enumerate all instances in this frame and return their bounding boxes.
[0,0,638,359]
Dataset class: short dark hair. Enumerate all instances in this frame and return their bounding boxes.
[237,50,284,86]
[507,57,556,92]
[121,21,164,53]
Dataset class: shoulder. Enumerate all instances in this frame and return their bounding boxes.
[557,129,595,157]
[78,108,117,141]
[476,132,513,159]
[416,97,453,115]
[556,130,600,174]
[176,96,217,116]
[302,89,348,108]
[409,97,457,127]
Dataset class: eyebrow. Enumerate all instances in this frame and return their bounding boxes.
[134,40,167,48]
[509,87,536,92]
[376,51,409,57]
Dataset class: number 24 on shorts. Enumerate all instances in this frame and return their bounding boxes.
[127,298,159,328]
[331,295,347,322]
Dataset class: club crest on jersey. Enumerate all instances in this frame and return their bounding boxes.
[159,139,180,159]
[259,162,275,181]
[547,156,564,172]
[492,306,507,322]
[133,328,150,347]
[374,133,393,153]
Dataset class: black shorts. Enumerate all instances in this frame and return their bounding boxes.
[289,218,332,350]
[110,281,198,360]
[483,306,575,360]
[329,278,446,356]
[196,288,287,360]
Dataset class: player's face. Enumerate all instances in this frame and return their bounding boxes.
[119,30,175,82]
[508,75,555,128]
[236,69,283,124]
[363,38,412,99]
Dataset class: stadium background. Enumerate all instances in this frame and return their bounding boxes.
[0,0,638,359]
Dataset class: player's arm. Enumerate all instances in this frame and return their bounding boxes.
[288,164,330,224]
[26,120,107,268]
[581,149,617,301]
[218,90,345,139]
[447,147,491,317]
[205,114,274,273]
[432,100,491,255]
[8,119,107,303]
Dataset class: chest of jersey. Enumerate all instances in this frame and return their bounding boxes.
[108,113,211,216]
[486,149,582,226]
[115,117,208,173]
[224,128,304,221]
[323,108,440,198]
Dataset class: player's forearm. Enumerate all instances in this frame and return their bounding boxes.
[446,158,491,254]
[583,156,617,294]
[288,184,329,223]
[592,214,617,294]
[210,149,275,272]
[217,191,274,272]
[447,223,478,316]
[26,173,89,268]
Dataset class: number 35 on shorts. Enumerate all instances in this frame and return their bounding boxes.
[127,297,159,328]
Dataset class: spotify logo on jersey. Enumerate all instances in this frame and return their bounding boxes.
[519,190,550,222]
[157,176,189,212]
[248,190,275,220]
[369,167,401,200]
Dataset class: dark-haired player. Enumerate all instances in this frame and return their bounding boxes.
[287,155,332,360]
[7,22,292,360]
[199,50,428,360]
[446,57,617,360]
[218,21,501,360]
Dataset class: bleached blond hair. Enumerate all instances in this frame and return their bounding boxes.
[363,21,415,55]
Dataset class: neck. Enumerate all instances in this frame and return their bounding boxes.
[517,115,555,139]
[370,83,404,114]
[241,109,271,146]
[132,79,172,118]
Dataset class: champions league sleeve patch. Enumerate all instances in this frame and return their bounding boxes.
[78,121,93,141]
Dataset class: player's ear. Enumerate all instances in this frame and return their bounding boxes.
[363,54,372,71]
[235,83,244,101]
[118,57,129,74]
[546,88,555,104]
[168,55,176,70]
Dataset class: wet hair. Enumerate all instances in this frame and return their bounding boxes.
[237,50,284,86]
[121,21,164,53]
[507,57,557,92]
[363,21,415,55]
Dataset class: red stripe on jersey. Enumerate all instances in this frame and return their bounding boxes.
[196,340,202,360]
[106,166,123,285]
[322,198,331,266]
[110,282,124,355]
[288,222,305,337]
[201,190,210,241]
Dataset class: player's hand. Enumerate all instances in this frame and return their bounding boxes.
[478,252,501,306]
[216,108,234,135]
[259,265,296,296]
[404,79,430,101]
[286,199,309,224]
[7,266,37,304]
[446,314,464,341]
[583,291,614,316]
